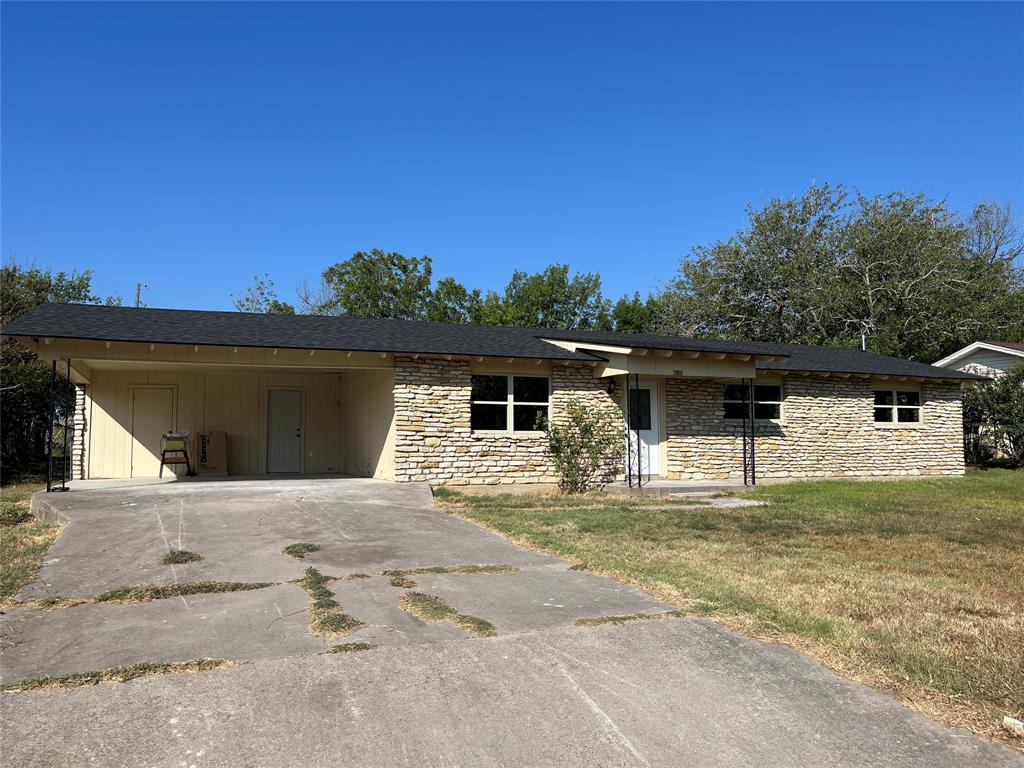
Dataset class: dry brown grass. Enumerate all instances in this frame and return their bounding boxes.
[398,591,497,637]
[299,567,366,638]
[2,658,241,691]
[443,470,1024,749]
[1,477,60,606]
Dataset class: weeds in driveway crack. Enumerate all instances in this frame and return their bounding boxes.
[398,591,497,637]
[327,642,376,654]
[1,658,241,691]
[299,567,366,638]
[17,597,87,610]
[381,564,519,588]
[282,543,320,559]
[94,581,274,604]
[160,549,203,565]
[575,610,687,627]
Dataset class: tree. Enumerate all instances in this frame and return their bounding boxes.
[424,276,481,324]
[0,261,119,475]
[655,183,848,344]
[232,274,295,314]
[472,264,612,330]
[654,185,1024,361]
[611,292,657,334]
[303,250,434,319]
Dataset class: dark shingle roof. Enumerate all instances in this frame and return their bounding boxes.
[1,303,602,361]
[536,328,791,356]
[755,344,985,380]
[2,303,983,380]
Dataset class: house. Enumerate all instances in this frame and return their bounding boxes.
[3,303,982,485]
[933,341,1024,379]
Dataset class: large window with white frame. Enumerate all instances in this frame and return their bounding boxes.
[873,389,921,424]
[471,374,550,432]
[723,383,783,420]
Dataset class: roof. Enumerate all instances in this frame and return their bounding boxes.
[756,344,984,380]
[933,340,1024,368]
[1,303,602,361]
[3,303,984,380]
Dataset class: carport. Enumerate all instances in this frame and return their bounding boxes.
[17,336,397,481]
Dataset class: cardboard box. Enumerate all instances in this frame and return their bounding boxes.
[197,431,228,475]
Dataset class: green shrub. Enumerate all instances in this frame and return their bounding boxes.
[964,368,1024,466]
[543,397,623,493]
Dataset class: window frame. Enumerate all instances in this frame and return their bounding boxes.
[722,382,784,423]
[872,388,923,427]
[470,374,551,435]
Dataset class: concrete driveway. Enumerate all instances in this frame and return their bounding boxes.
[2,478,1020,767]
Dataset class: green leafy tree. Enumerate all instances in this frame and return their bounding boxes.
[655,183,848,344]
[611,292,658,334]
[232,274,295,314]
[0,261,119,474]
[472,264,612,330]
[304,250,434,319]
[654,185,1024,361]
[543,398,623,493]
[425,276,481,324]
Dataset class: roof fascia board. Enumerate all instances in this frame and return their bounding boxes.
[541,338,634,355]
[6,333,588,363]
[933,341,1024,368]
[777,369,979,384]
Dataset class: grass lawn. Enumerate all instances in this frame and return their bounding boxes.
[439,470,1023,748]
[1,477,61,604]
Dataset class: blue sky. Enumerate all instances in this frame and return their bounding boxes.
[3,2,1022,311]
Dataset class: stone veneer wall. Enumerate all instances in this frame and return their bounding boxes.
[392,356,622,484]
[72,384,87,480]
[664,377,964,480]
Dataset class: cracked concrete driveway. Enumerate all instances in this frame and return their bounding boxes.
[2,478,1020,767]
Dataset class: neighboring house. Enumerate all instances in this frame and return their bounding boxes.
[933,341,1024,378]
[3,304,982,484]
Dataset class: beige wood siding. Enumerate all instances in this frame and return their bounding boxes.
[86,369,349,478]
[337,369,395,480]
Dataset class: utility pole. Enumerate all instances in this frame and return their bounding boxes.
[135,283,148,308]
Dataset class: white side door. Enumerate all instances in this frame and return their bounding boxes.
[627,379,661,476]
[131,387,174,478]
[267,389,303,473]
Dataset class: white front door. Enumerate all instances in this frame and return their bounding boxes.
[267,389,303,473]
[131,387,174,478]
[627,379,661,476]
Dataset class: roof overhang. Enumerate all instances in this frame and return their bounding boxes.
[541,338,787,362]
[771,369,977,384]
[933,341,1024,368]
[7,335,603,379]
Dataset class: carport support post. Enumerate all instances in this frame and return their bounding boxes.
[46,359,56,492]
[60,358,71,490]
[741,379,749,486]
[748,377,756,486]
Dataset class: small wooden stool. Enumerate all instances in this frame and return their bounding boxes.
[160,432,196,477]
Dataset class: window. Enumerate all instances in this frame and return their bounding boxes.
[627,388,652,430]
[471,374,549,432]
[723,383,783,420]
[873,390,921,424]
